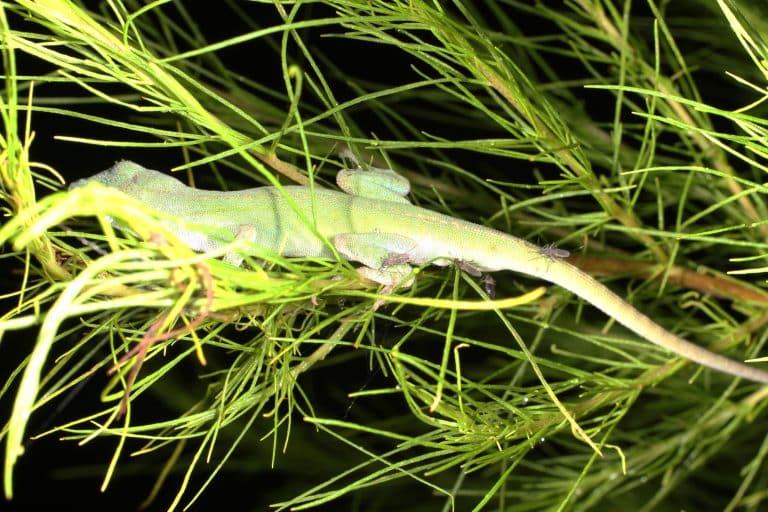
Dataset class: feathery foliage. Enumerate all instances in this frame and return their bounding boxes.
[2,1,768,510]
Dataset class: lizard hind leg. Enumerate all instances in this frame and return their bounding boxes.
[333,232,419,307]
[335,163,412,204]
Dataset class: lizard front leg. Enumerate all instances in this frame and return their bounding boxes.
[223,224,258,267]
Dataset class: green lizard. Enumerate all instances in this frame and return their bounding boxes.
[70,160,768,384]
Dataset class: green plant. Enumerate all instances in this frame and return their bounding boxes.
[2,1,768,510]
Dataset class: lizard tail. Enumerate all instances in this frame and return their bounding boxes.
[535,259,768,384]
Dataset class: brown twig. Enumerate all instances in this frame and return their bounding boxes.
[568,254,768,303]
[108,261,215,416]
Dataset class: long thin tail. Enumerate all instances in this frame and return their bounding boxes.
[540,259,768,383]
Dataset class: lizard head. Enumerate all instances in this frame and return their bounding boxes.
[69,161,178,198]
[69,160,147,190]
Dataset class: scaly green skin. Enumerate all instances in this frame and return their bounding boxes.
[70,160,768,383]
